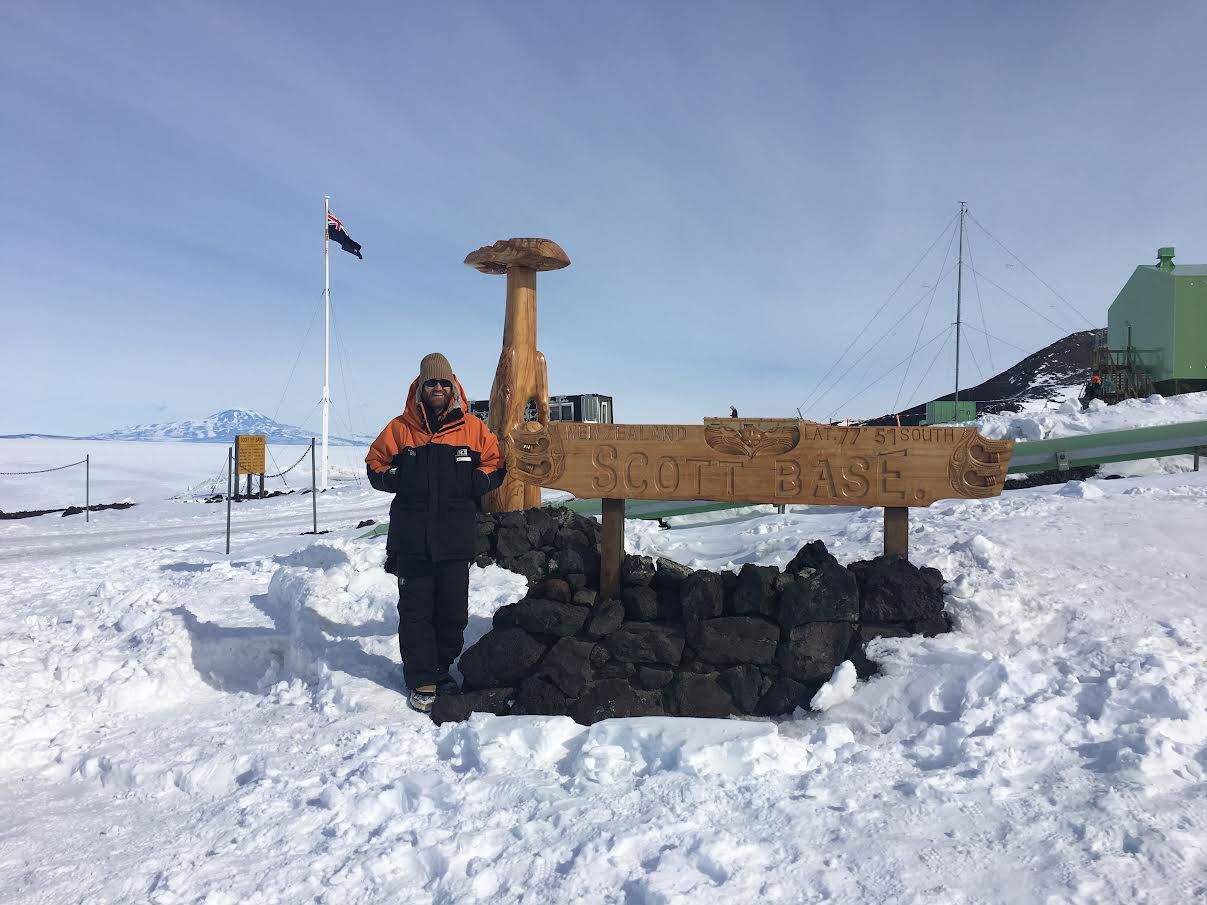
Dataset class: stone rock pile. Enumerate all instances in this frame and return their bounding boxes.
[473,507,603,588]
[435,507,950,725]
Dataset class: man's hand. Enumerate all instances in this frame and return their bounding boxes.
[472,467,506,498]
[471,469,491,497]
[367,448,414,494]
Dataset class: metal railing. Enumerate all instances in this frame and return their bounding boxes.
[1007,419,1207,473]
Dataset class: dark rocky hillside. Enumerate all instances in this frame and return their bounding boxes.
[863,328,1104,425]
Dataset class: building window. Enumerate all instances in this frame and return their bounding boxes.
[583,395,600,423]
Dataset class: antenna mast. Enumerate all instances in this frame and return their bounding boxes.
[955,201,966,404]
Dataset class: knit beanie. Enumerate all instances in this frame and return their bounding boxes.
[418,352,455,385]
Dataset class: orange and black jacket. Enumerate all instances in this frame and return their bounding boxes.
[365,374,504,567]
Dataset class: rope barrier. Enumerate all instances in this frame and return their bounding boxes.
[0,457,87,476]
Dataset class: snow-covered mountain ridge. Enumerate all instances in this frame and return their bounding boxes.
[3,409,371,446]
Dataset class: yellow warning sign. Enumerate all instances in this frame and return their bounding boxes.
[236,434,266,475]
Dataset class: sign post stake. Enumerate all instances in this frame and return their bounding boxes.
[600,497,625,599]
[85,454,90,523]
[883,507,908,559]
[226,447,233,555]
[232,436,240,500]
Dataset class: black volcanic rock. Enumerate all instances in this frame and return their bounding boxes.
[850,555,946,625]
[634,666,675,690]
[537,637,595,698]
[718,665,763,714]
[730,564,781,617]
[779,545,859,628]
[584,598,625,639]
[622,586,661,621]
[499,550,548,585]
[776,622,855,683]
[695,617,779,666]
[509,598,588,637]
[430,687,514,724]
[604,622,686,666]
[571,679,665,723]
[621,554,656,587]
[458,627,549,690]
[532,578,572,603]
[680,570,724,631]
[757,677,813,716]
[670,673,736,718]
[511,675,569,716]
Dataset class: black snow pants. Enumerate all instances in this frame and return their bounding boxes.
[396,558,470,690]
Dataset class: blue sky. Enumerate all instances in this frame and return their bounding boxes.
[5,1,1206,435]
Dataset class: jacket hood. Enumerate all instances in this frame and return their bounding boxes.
[401,371,471,435]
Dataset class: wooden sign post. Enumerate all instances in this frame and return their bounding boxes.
[465,238,571,513]
[507,417,1013,598]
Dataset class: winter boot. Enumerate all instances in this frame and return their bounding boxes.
[408,686,437,713]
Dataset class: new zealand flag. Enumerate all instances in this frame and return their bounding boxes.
[327,212,362,259]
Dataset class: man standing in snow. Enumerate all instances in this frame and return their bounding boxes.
[1080,374,1104,409]
[366,353,506,713]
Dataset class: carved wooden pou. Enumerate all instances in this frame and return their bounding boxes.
[465,238,570,512]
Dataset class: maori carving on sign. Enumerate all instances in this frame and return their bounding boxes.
[948,433,1013,498]
[704,419,800,459]
[509,420,1014,508]
[512,420,567,483]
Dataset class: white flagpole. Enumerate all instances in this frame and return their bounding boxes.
[321,194,331,492]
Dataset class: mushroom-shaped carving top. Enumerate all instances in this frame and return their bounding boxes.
[464,238,571,275]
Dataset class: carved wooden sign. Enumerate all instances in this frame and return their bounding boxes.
[507,417,1013,507]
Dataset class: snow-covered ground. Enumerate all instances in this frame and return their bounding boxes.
[1,397,1205,903]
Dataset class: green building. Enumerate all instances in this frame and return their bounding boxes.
[1107,247,1207,396]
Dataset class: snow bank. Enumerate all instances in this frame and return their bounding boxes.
[437,713,855,783]
[976,389,1207,442]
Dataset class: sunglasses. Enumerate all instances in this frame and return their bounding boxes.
[423,379,453,390]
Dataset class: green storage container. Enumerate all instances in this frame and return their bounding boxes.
[924,400,977,424]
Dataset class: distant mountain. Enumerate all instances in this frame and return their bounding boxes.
[862,328,1104,425]
[22,409,372,445]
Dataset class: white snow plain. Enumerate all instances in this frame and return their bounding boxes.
[1,396,1206,903]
